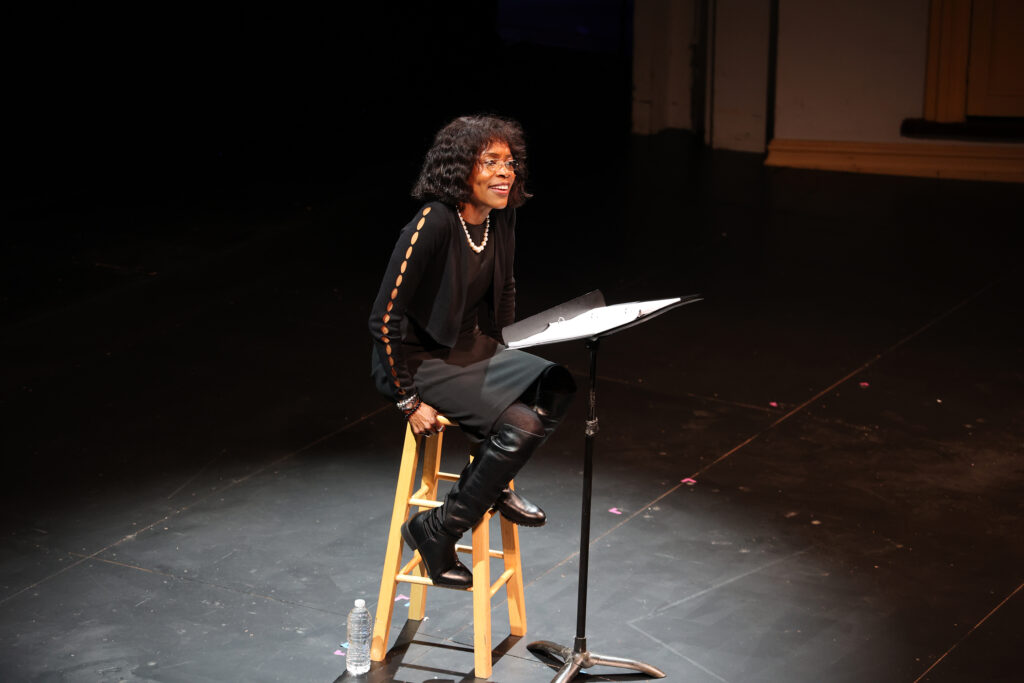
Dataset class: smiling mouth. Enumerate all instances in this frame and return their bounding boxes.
[490,184,510,192]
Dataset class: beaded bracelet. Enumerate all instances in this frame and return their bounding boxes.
[401,398,422,419]
[397,393,421,418]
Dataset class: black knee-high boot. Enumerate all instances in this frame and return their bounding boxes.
[490,367,577,525]
[401,421,545,588]
[489,385,576,525]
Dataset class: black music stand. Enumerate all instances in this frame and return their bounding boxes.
[504,291,702,682]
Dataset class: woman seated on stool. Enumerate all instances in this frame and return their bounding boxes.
[369,114,575,589]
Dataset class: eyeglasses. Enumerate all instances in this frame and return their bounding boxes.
[478,158,517,174]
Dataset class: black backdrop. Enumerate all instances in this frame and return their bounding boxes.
[8,2,633,214]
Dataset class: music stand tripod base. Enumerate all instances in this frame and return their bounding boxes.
[527,640,666,682]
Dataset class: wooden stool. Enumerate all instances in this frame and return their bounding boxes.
[371,416,527,678]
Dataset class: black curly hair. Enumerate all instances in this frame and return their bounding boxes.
[412,115,531,208]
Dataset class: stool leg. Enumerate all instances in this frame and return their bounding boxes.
[501,482,527,637]
[409,430,443,621]
[407,564,427,621]
[472,513,493,678]
[371,425,421,662]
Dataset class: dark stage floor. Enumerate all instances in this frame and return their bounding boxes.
[2,142,1022,682]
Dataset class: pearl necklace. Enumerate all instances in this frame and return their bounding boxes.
[456,208,489,254]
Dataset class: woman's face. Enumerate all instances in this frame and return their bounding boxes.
[465,140,515,216]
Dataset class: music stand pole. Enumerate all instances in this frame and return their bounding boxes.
[527,337,665,682]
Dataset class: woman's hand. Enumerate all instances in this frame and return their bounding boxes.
[408,401,446,436]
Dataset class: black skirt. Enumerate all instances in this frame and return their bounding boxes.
[374,328,552,441]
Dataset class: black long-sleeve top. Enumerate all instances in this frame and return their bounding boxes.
[368,202,517,403]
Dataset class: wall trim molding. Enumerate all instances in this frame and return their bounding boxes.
[765,138,1024,183]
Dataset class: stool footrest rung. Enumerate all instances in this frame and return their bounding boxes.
[396,573,434,587]
[455,544,505,559]
[400,547,510,566]
[437,471,459,481]
[394,568,516,597]
[490,569,515,598]
[409,497,443,508]
[396,573,473,590]
[399,555,424,576]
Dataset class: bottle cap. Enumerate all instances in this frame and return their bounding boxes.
[354,599,366,608]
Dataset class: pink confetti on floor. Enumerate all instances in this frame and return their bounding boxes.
[394,594,409,602]
[334,650,346,656]
[608,507,622,515]
[681,478,697,485]
[859,381,870,388]
[769,401,779,408]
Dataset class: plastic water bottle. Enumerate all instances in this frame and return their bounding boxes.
[345,598,371,675]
